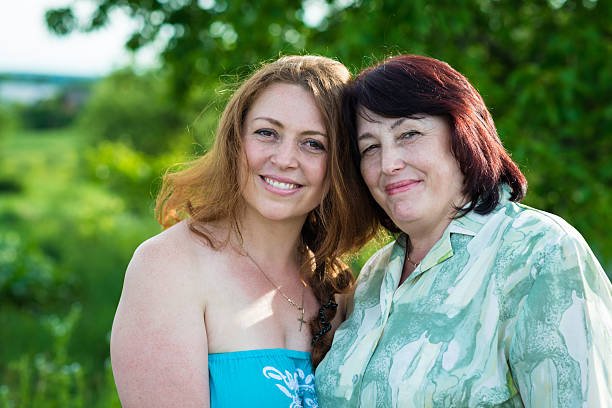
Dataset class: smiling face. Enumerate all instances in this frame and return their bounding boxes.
[240,82,329,225]
[356,108,466,236]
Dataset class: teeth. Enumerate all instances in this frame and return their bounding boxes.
[264,177,299,190]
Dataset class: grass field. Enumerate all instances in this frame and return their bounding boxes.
[1,127,158,407]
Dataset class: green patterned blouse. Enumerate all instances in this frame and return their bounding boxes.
[316,189,611,407]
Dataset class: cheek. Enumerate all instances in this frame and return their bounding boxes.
[309,156,328,184]
[243,134,274,161]
[241,141,253,166]
[360,160,379,188]
[431,155,464,194]
[438,154,462,180]
[237,155,250,190]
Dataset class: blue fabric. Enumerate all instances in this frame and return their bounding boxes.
[208,348,318,407]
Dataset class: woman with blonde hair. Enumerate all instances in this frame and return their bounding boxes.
[110,55,377,407]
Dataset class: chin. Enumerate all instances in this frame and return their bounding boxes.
[257,207,308,222]
[388,205,420,224]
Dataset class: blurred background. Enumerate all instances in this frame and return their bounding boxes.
[0,0,610,406]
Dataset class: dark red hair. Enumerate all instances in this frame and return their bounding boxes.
[343,54,527,232]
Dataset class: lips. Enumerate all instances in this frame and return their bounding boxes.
[384,179,421,195]
[261,175,302,191]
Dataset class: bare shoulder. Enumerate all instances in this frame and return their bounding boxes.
[110,220,216,407]
[126,220,221,290]
[130,220,203,273]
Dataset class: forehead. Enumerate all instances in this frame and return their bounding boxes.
[356,108,441,133]
[246,82,324,125]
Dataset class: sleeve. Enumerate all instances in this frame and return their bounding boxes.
[509,231,612,407]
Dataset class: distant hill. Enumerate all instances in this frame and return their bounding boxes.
[0,72,98,105]
[0,72,98,85]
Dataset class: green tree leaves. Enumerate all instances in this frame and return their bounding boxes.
[45,0,610,267]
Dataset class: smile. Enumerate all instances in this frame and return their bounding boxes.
[262,176,301,191]
[385,179,421,195]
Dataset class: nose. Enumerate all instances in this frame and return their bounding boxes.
[381,145,405,175]
[270,139,299,169]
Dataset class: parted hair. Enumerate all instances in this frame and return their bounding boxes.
[343,54,527,232]
[156,55,379,366]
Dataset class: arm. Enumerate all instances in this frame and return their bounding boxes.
[509,233,612,407]
[110,237,210,408]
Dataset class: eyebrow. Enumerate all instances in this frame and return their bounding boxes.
[253,116,327,137]
[357,118,407,141]
[357,132,374,142]
[357,114,427,141]
[390,118,406,129]
[254,116,283,127]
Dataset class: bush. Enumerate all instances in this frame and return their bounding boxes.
[0,231,74,309]
[77,69,188,155]
[0,104,19,140]
[0,304,121,408]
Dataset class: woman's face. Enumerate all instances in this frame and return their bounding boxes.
[356,109,465,235]
[240,82,329,224]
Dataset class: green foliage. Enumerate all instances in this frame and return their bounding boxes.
[0,127,160,405]
[0,104,18,140]
[76,67,221,213]
[44,1,612,270]
[45,7,77,35]
[84,140,156,212]
[347,231,393,275]
[0,105,22,194]
[46,0,317,96]
[1,304,121,407]
[81,140,206,214]
[2,3,608,406]
[17,91,81,130]
[77,69,190,155]
[0,231,74,309]
[316,0,611,267]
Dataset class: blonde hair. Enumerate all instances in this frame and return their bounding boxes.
[156,55,378,365]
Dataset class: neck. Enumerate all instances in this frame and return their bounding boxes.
[400,212,455,270]
[399,200,462,261]
[400,229,443,285]
[235,210,306,273]
[406,220,449,253]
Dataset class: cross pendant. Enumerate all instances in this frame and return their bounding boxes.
[297,308,306,331]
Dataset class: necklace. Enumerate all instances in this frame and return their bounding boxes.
[406,254,420,268]
[243,250,307,331]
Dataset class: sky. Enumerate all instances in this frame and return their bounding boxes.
[0,0,158,77]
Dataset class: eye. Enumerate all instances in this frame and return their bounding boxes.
[360,144,379,156]
[303,138,327,152]
[255,128,277,138]
[400,130,420,140]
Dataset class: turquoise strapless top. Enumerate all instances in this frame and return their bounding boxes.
[208,348,318,407]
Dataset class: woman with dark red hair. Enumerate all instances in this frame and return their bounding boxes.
[315,55,611,407]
